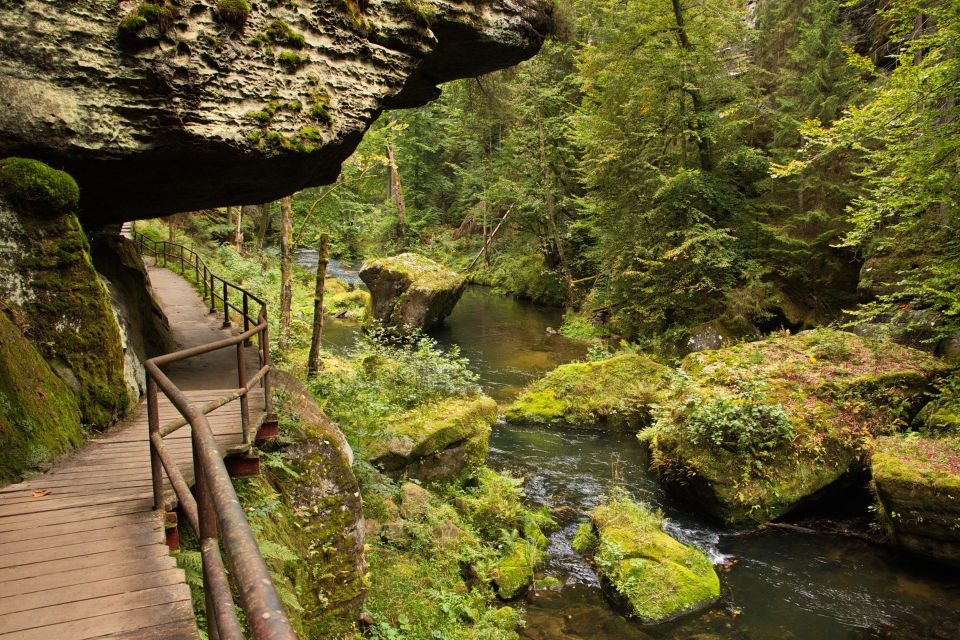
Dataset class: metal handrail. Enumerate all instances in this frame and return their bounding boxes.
[133,231,296,640]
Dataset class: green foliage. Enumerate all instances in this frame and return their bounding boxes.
[217,0,250,28]
[0,158,79,215]
[658,373,794,454]
[278,51,308,71]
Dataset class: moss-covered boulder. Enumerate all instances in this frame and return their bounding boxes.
[0,158,131,428]
[642,329,945,525]
[250,371,365,637]
[492,538,540,600]
[872,433,960,566]
[366,395,496,482]
[360,253,465,335]
[504,353,671,428]
[0,309,84,483]
[574,492,720,624]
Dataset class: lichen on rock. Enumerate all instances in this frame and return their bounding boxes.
[641,328,946,525]
[575,491,720,624]
[360,252,466,335]
[504,353,671,429]
[366,394,496,482]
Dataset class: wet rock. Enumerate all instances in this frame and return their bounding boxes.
[504,353,671,429]
[0,1,552,222]
[366,395,496,482]
[575,492,720,624]
[360,252,465,335]
[873,433,960,566]
[642,328,946,526]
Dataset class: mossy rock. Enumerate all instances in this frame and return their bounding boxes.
[504,353,671,429]
[452,467,555,546]
[643,328,946,526]
[255,371,365,636]
[579,492,720,624]
[0,159,130,428]
[360,252,466,335]
[872,433,960,566]
[0,158,79,217]
[492,538,539,600]
[365,395,496,482]
[0,309,84,483]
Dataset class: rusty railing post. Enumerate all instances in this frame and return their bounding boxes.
[147,376,164,511]
[202,264,208,301]
[242,292,251,346]
[209,274,217,314]
[192,442,221,640]
[237,343,250,446]
[194,253,200,284]
[179,245,185,274]
[222,281,231,328]
[262,320,273,415]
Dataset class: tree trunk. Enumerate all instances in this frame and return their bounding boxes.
[235,206,245,253]
[386,143,407,243]
[307,233,329,377]
[279,196,293,351]
[226,206,235,227]
[671,0,713,172]
[255,204,269,252]
[536,119,573,298]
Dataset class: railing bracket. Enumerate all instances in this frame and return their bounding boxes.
[256,414,280,442]
[164,510,179,551]
[225,451,261,478]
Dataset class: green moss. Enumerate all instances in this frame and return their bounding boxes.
[364,252,465,292]
[252,20,306,49]
[587,491,720,623]
[450,467,555,544]
[278,51,308,71]
[645,328,947,525]
[572,521,598,554]
[0,311,84,483]
[0,158,79,216]
[217,0,250,28]
[365,395,496,481]
[117,1,176,48]
[504,353,671,429]
[492,538,538,599]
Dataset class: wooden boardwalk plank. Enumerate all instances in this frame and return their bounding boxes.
[0,598,195,640]
[0,556,178,599]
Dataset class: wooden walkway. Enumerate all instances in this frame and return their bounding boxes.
[0,255,265,639]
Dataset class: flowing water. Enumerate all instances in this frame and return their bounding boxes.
[302,255,960,640]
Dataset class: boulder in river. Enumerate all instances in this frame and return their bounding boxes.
[572,491,720,624]
[360,253,466,336]
[504,353,671,429]
[641,328,946,526]
[492,538,540,600]
[872,433,960,566]
[366,395,496,482]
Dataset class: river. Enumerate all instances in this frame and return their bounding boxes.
[296,252,960,640]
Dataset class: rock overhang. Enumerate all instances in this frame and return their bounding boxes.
[0,0,552,225]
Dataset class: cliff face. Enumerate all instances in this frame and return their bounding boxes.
[0,0,551,225]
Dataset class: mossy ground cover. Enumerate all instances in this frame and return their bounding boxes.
[573,491,719,624]
[642,328,946,525]
[504,352,671,428]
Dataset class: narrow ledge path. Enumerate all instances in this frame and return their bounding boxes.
[0,255,264,640]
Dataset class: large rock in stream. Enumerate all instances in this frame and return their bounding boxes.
[365,394,495,482]
[360,252,466,335]
[572,492,720,624]
[504,353,671,428]
[0,0,553,223]
[641,329,946,526]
